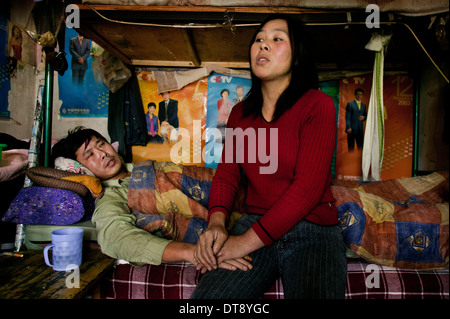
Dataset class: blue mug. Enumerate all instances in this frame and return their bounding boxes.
[43,228,84,271]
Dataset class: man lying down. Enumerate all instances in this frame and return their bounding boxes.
[51,126,251,273]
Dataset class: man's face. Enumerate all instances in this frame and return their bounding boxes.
[162,92,170,102]
[355,91,364,101]
[75,136,123,181]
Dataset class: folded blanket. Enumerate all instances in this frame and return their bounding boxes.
[332,171,449,269]
[128,160,215,243]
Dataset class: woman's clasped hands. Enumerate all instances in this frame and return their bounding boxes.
[193,213,254,274]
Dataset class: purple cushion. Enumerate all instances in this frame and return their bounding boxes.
[2,186,94,225]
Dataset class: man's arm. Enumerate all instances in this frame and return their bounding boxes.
[69,39,81,60]
[92,188,172,265]
[81,40,91,61]
[345,102,352,132]
[168,100,179,128]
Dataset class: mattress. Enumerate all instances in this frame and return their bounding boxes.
[100,258,449,299]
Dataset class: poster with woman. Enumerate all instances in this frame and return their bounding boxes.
[0,15,10,119]
[6,24,22,77]
[204,72,251,168]
[134,70,208,165]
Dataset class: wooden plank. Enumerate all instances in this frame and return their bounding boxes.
[80,24,132,65]
[0,250,115,299]
[180,29,201,67]
[77,5,325,14]
[132,59,249,69]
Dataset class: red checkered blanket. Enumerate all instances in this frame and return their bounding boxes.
[100,259,448,299]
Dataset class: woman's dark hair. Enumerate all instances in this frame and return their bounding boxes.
[148,102,156,109]
[51,126,107,162]
[242,14,319,121]
[220,88,230,97]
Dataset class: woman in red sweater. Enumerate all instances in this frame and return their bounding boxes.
[192,14,347,299]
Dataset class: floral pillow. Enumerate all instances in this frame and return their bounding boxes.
[54,157,95,176]
[2,186,94,225]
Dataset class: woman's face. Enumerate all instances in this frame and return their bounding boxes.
[250,19,292,83]
[221,91,229,99]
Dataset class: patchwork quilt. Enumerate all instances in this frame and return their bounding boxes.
[128,160,218,243]
[129,160,448,270]
[332,171,449,269]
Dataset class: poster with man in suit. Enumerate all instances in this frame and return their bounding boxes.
[69,32,90,85]
[345,88,367,151]
[158,91,179,143]
[59,27,109,118]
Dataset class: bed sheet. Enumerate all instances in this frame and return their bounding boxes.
[100,259,449,299]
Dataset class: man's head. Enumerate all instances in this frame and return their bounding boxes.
[236,86,244,98]
[161,92,171,102]
[52,127,124,181]
[355,88,364,101]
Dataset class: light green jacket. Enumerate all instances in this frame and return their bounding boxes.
[92,163,171,265]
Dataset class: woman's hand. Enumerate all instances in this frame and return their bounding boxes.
[216,228,264,265]
[196,257,253,274]
[194,223,228,271]
[218,257,253,272]
[194,212,228,271]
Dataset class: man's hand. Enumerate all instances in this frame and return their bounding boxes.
[194,223,228,271]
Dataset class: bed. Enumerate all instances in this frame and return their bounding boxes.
[3,159,448,299]
[99,165,449,299]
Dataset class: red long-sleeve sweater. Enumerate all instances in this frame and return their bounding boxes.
[208,89,338,246]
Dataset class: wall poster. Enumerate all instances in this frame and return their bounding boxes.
[133,71,252,167]
[335,74,414,180]
[134,70,208,165]
[204,72,252,168]
[133,69,413,181]
[58,27,109,117]
[318,80,340,178]
[0,14,10,119]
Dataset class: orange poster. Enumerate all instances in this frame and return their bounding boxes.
[133,71,208,165]
[336,74,414,180]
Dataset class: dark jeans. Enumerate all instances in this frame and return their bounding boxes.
[190,214,347,299]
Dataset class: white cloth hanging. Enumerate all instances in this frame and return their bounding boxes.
[362,33,392,181]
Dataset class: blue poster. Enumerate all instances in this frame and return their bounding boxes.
[58,27,108,117]
[204,72,251,168]
[0,8,10,119]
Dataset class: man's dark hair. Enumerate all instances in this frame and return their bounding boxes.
[355,88,364,95]
[51,126,107,163]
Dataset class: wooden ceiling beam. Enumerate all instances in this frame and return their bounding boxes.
[77,5,327,14]
[132,60,249,69]
[78,24,132,65]
[180,29,201,67]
